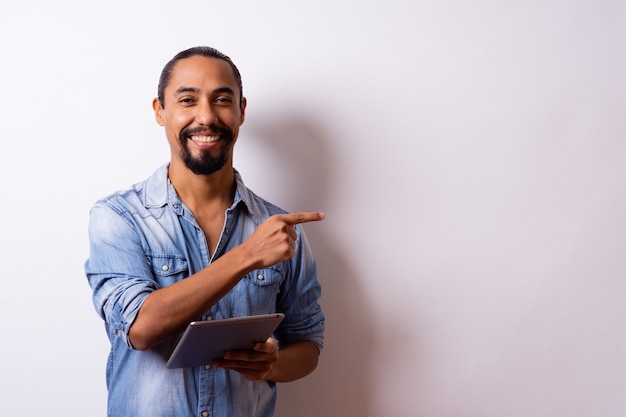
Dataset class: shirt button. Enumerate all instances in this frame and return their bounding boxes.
[224,228,230,234]
[257,274,264,281]
[202,412,209,417]
[204,364,211,370]
[162,265,169,271]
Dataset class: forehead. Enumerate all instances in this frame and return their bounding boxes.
[166,55,239,96]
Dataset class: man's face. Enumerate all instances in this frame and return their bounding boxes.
[153,55,246,175]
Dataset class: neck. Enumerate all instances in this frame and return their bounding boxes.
[168,161,236,213]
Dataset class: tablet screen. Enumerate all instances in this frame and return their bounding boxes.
[166,313,285,369]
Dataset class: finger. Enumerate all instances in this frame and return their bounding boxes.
[286,224,298,241]
[254,337,278,353]
[222,349,256,361]
[221,346,274,361]
[281,211,325,226]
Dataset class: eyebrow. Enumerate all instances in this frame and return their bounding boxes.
[174,86,200,95]
[174,86,236,96]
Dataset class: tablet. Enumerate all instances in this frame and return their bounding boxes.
[166,313,285,369]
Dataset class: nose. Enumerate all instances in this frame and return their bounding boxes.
[195,98,218,126]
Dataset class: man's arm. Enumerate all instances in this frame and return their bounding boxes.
[213,338,320,382]
[129,212,325,350]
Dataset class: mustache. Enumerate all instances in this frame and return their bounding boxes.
[181,124,231,139]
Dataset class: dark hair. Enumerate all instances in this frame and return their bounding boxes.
[157,46,243,107]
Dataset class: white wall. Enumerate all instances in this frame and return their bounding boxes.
[1,1,624,416]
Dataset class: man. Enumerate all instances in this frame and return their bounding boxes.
[84,46,325,417]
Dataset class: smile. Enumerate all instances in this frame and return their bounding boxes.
[190,135,220,143]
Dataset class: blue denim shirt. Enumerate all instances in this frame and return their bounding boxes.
[84,164,325,417]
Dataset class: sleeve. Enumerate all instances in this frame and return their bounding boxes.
[84,202,158,349]
[274,225,325,352]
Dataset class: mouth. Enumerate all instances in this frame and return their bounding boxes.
[189,135,220,144]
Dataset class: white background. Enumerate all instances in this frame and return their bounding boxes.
[1,1,625,416]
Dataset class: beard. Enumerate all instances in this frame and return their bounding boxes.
[179,124,234,175]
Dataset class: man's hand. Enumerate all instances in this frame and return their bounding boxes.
[242,212,325,270]
[213,337,280,381]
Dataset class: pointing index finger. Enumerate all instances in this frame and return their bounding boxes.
[282,211,325,225]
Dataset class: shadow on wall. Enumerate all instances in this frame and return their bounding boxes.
[243,112,376,417]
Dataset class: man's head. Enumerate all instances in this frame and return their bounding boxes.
[153,46,246,176]
[157,46,243,108]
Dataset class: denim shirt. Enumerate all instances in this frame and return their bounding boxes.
[84,164,324,417]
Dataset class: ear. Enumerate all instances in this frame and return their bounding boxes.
[152,98,165,126]
[239,97,247,126]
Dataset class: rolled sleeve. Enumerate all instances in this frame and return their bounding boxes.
[85,202,157,348]
[275,226,325,351]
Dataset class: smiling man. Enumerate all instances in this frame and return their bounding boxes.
[85,46,325,417]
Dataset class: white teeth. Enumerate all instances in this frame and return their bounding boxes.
[190,135,219,143]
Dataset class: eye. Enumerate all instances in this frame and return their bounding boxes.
[214,96,233,104]
[178,97,196,105]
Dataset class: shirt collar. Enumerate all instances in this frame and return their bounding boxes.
[142,163,254,215]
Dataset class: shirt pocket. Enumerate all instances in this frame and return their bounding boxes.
[147,254,189,287]
[246,266,283,288]
[224,266,283,316]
